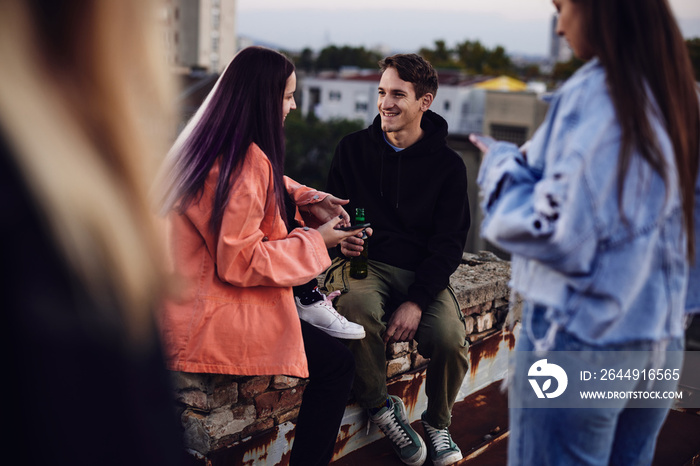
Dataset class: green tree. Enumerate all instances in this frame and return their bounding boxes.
[296,47,316,73]
[551,56,585,82]
[455,40,488,73]
[519,63,543,81]
[486,46,513,75]
[419,40,459,69]
[419,39,514,75]
[284,112,364,189]
[314,45,382,71]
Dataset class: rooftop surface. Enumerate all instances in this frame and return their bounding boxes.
[330,380,700,466]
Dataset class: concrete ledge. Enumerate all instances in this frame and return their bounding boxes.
[452,251,511,308]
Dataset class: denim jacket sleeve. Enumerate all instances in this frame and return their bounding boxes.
[686,180,700,314]
[684,91,700,315]
[477,140,598,275]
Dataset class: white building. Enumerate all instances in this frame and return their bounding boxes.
[301,73,380,126]
[163,0,238,73]
[299,71,544,140]
[301,71,490,135]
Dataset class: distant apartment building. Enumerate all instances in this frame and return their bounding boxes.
[550,14,573,63]
[300,72,547,142]
[301,71,483,134]
[482,89,549,145]
[163,0,237,73]
[301,72,380,127]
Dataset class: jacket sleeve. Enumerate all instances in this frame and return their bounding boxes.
[284,176,327,205]
[686,91,700,315]
[478,141,598,275]
[284,175,329,227]
[214,154,331,288]
[686,178,700,314]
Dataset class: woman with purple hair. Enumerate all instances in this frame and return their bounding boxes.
[157,46,360,465]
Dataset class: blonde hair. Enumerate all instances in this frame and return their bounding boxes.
[0,0,176,345]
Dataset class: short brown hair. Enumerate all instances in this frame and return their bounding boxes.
[379,54,438,99]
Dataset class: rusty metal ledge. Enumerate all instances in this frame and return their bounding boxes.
[330,326,517,462]
[195,327,516,466]
[189,326,700,466]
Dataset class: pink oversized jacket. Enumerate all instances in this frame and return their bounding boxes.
[160,143,331,378]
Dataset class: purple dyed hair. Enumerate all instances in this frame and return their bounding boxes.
[165,46,295,233]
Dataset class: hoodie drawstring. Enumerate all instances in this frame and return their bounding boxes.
[379,150,402,209]
[380,153,385,198]
[395,155,401,209]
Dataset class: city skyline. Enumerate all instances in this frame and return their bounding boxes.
[237,0,700,57]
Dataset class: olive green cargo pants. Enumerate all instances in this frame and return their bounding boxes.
[324,258,469,428]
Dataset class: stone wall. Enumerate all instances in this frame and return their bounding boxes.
[170,251,516,460]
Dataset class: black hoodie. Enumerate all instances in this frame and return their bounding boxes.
[326,110,470,311]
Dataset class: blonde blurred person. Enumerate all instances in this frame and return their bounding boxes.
[0,0,184,464]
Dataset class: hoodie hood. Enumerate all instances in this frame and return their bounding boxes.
[368,109,450,156]
[368,109,450,207]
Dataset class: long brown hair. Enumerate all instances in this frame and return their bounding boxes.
[160,47,295,235]
[577,0,700,258]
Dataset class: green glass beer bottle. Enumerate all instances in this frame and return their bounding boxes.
[349,208,368,279]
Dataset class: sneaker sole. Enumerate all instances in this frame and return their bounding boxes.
[404,441,427,466]
[432,451,463,466]
[420,418,462,466]
[309,324,366,340]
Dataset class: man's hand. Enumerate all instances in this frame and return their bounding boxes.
[339,228,372,257]
[383,301,422,343]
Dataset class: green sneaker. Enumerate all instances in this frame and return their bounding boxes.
[369,395,427,465]
[420,412,463,466]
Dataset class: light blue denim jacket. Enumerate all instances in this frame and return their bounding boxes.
[478,58,689,345]
[687,179,700,315]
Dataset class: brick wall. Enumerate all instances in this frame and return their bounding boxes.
[170,251,517,460]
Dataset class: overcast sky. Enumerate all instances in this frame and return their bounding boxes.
[236,0,700,56]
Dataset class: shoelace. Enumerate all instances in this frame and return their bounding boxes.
[318,291,348,323]
[423,423,453,451]
[376,412,412,449]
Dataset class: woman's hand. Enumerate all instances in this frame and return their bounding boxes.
[304,195,351,225]
[519,140,530,163]
[316,216,370,248]
[469,133,495,153]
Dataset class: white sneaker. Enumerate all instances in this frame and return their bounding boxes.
[295,290,366,339]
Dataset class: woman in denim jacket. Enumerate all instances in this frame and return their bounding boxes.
[476,1,699,464]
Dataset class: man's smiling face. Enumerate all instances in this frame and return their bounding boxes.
[377,67,425,138]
